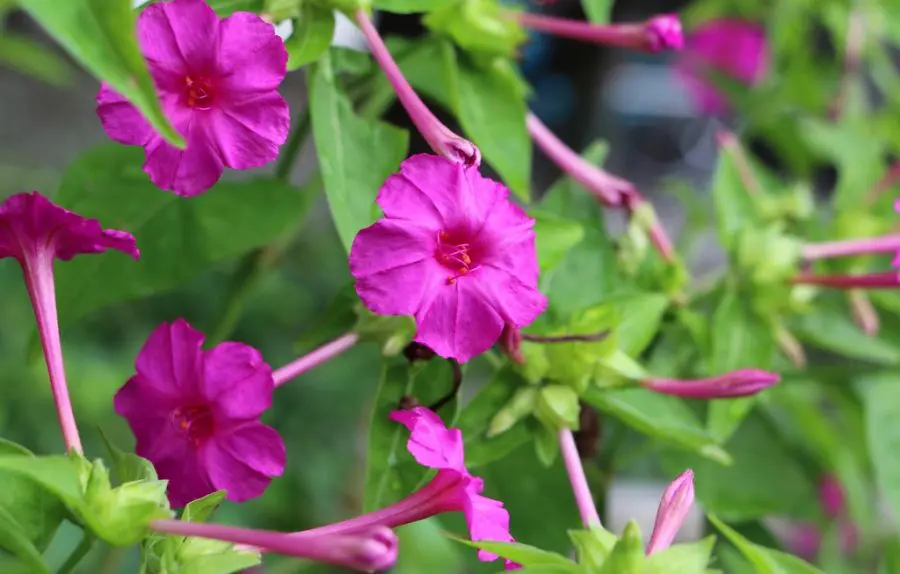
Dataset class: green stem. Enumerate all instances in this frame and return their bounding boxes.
[57,532,94,574]
[274,108,310,182]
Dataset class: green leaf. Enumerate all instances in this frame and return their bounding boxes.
[795,307,900,365]
[19,0,183,146]
[583,387,730,465]
[711,143,758,250]
[0,506,51,574]
[0,33,73,86]
[206,0,264,15]
[708,515,825,573]
[181,491,225,523]
[535,385,581,431]
[373,0,456,13]
[447,535,577,567]
[532,211,585,273]
[597,521,645,574]
[285,7,335,70]
[424,0,527,57]
[309,50,409,253]
[99,429,158,484]
[707,289,775,442]
[607,293,670,356]
[446,50,531,201]
[645,537,716,574]
[0,456,85,510]
[661,415,819,522]
[862,372,900,526]
[52,144,313,324]
[569,526,618,569]
[581,0,612,24]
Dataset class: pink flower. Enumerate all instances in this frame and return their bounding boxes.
[514,12,683,53]
[349,154,547,363]
[0,192,139,453]
[676,19,768,115]
[291,407,519,569]
[642,369,780,398]
[151,521,397,572]
[96,0,289,197]
[646,469,694,554]
[114,319,285,508]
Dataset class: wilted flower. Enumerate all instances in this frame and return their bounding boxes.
[349,154,547,363]
[97,0,289,196]
[0,192,139,453]
[115,319,285,507]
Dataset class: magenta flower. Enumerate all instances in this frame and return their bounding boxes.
[114,319,285,508]
[675,19,768,115]
[151,521,397,572]
[0,192,139,453]
[349,154,547,363]
[515,12,683,53]
[96,0,289,196]
[646,469,694,554]
[642,369,780,398]
[292,407,519,569]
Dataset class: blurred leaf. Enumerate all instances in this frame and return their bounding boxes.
[0,34,73,86]
[182,491,225,523]
[206,0,264,15]
[425,0,527,57]
[374,0,456,13]
[707,289,775,442]
[879,537,900,574]
[569,526,617,569]
[448,536,577,568]
[0,441,65,554]
[645,537,716,574]
[285,7,335,70]
[862,372,900,526]
[607,293,669,356]
[581,0,612,24]
[661,415,819,522]
[711,145,758,251]
[53,145,313,325]
[532,211,584,273]
[535,385,580,431]
[597,521,644,573]
[0,506,50,574]
[309,50,409,253]
[394,519,464,574]
[458,367,533,468]
[99,429,158,484]
[709,515,824,573]
[19,0,183,146]
[583,387,730,465]
[795,307,900,365]
[0,456,84,509]
[294,282,359,349]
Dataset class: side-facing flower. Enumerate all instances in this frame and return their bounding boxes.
[115,319,285,507]
[291,407,520,569]
[97,0,289,196]
[646,469,694,554]
[151,521,397,572]
[675,19,768,115]
[643,369,780,399]
[0,192,139,454]
[514,12,683,53]
[349,154,547,363]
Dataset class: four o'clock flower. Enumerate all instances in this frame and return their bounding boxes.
[513,12,683,53]
[151,521,397,572]
[643,369,780,399]
[349,154,547,363]
[0,192,139,454]
[114,319,285,508]
[354,10,480,166]
[290,407,520,569]
[675,19,768,116]
[96,0,290,196]
[646,469,695,555]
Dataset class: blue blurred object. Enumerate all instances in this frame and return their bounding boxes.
[529,73,576,127]
[520,30,555,77]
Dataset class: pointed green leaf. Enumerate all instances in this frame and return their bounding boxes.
[447,535,577,567]
[645,537,716,574]
[182,491,226,523]
[285,7,335,70]
[709,515,824,573]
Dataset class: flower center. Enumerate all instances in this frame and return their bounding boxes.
[436,230,479,284]
[183,76,215,110]
[171,405,215,445]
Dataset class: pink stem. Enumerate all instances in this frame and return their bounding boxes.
[802,235,900,260]
[515,12,645,50]
[273,333,359,387]
[23,252,82,454]
[354,10,480,166]
[791,271,899,289]
[559,429,601,527]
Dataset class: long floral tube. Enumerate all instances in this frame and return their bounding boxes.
[791,271,899,289]
[512,12,683,53]
[273,332,360,387]
[150,520,397,572]
[559,429,602,527]
[354,9,480,166]
[802,235,900,261]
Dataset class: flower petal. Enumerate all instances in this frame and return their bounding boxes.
[218,12,288,93]
[96,84,153,146]
[135,319,204,397]
[350,220,435,278]
[139,0,219,73]
[471,265,547,329]
[354,258,447,317]
[143,110,225,197]
[153,434,215,509]
[202,342,274,420]
[462,477,515,563]
[210,92,289,170]
[204,423,286,503]
[414,279,505,363]
[389,407,465,471]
